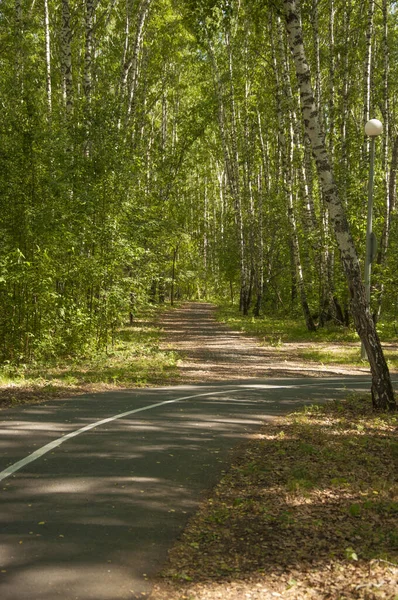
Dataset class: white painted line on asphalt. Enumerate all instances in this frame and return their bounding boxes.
[1,375,395,484]
[0,389,239,483]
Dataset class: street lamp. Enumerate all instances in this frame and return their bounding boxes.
[361,119,383,359]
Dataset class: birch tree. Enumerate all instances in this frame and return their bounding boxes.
[282,0,396,411]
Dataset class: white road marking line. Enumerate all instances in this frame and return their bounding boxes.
[0,389,239,483]
[1,376,392,484]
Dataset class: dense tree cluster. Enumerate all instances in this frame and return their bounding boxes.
[0,0,397,406]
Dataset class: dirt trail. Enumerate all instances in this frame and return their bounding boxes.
[160,303,368,382]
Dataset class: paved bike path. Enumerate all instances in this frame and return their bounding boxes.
[0,377,376,599]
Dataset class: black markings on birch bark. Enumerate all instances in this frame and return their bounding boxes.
[126,0,152,123]
[83,0,95,156]
[328,0,335,159]
[282,0,396,410]
[311,0,322,125]
[84,0,94,100]
[208,38,248,314]
[61,0,73,116]
[44,0,52,114]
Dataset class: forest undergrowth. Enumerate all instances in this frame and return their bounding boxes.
[152,395,398,600]
[2,301,398,410]
[0,305,179,409]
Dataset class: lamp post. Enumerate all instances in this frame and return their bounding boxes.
[361,118,383,359]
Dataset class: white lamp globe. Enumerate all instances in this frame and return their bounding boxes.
[365,119,383,137]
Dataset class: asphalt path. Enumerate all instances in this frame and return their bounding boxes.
[0,376,383,600]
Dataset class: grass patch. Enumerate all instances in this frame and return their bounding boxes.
[154,396,398,600]
[298,347,362,365]
[216,303,361,344]
[298,347,398,369]
[216,303,398,369]
[0,305,179,409]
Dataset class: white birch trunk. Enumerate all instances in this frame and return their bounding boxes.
[61,0,73,116]
[340,0,351,205]
[44,0,52,114]
[282,0,396,411]
[84,0,94,100]
[208,38,248,313]
[126,0,151,122]
[328,0,335,158]
[375,0,391,321]
[311,0,322,124]
[274,18,316,330]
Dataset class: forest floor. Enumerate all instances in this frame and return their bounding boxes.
[149,303,398,600]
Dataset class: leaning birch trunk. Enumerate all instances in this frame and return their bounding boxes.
[282,0,396,411]
[277,18,331,323]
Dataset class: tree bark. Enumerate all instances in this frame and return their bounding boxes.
[282,0,396,411]
[61,0,73,116]
[274,17,316,331]
[375,0,392,322]
[125,0,152,123]
[208,36,249,314]
[84,0,95,100]
[44,0,52,114]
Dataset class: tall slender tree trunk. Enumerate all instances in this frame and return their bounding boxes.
[340,0,351,205]
[285,120,316,331]
[83,0,95,156]
[61,0,73,117]
[226,32,250,314]
[274,18,316,331]
[44,0,52,115]
[328,0,335,158]
[282,0,396,411]
[311,0,322,125]
[84,0,94,100]
[208,37,249,314]
[125,0,151,123]
[253,170,265,317]
[375,0,392,321]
